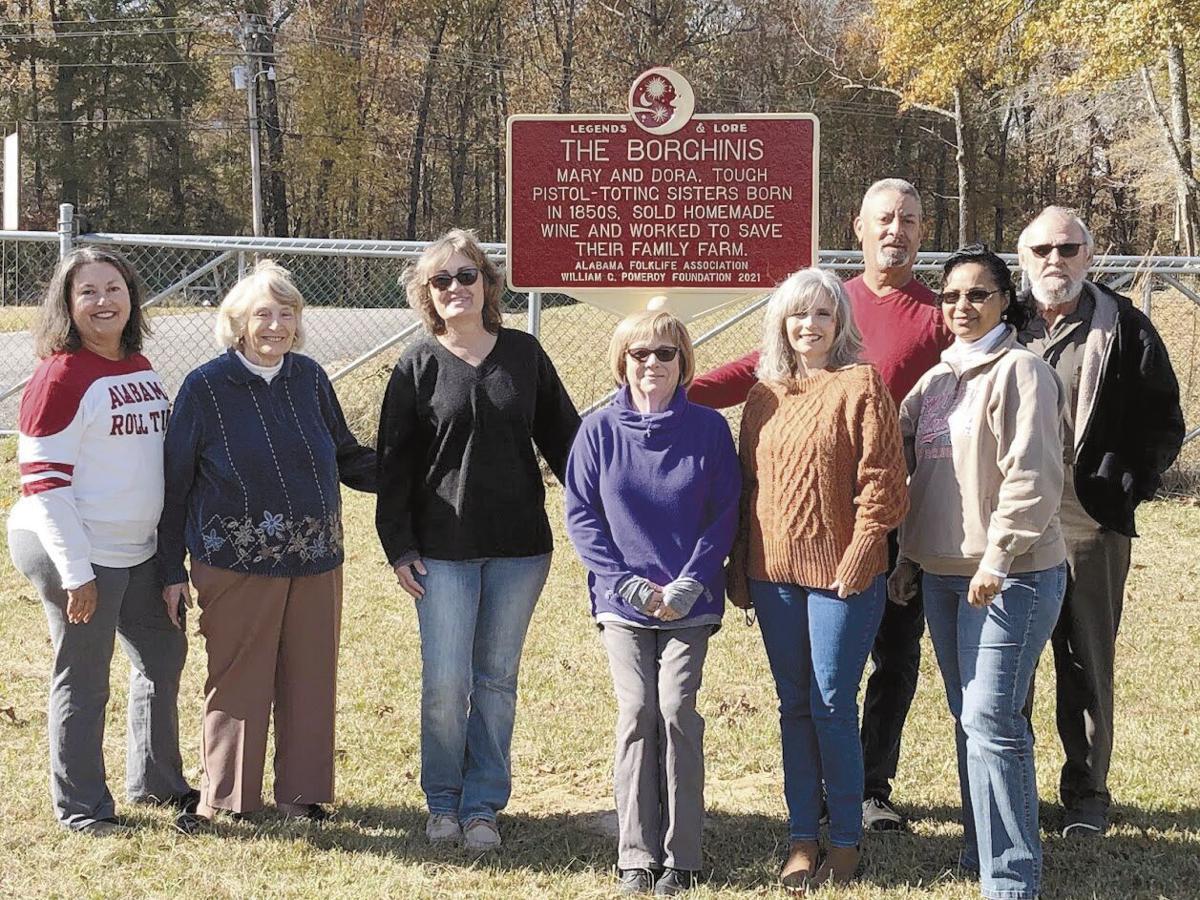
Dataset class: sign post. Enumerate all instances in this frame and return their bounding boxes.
[507,68,818,321]
[3,132,18,231]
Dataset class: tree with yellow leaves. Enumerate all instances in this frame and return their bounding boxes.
[1022,0,1200,253]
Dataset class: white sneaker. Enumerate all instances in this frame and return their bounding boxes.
[425,813,462,844]
[463,817,501,852]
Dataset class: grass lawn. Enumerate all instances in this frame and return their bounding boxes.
[0,430,1197,897]
[0,295,1197,897]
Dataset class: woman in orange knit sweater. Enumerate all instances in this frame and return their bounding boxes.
[729,268,909,891]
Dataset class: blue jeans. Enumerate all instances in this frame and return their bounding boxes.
[751,576,886,848]
[923,564,1067,900]
[415,554,552,823]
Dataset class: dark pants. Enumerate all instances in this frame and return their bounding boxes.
[1052,486,1131,818]
[860,531,924,802]
[10,530,190,829]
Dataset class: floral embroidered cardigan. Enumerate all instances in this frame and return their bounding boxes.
[157,349,376,585]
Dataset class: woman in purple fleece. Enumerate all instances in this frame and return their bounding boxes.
[565,309,740,897]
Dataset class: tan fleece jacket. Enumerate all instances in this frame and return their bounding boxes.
[730,364,909,604]
[898,327,1067,577]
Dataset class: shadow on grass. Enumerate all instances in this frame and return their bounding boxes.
[868,802,1200,899]
[182,801,1200,897]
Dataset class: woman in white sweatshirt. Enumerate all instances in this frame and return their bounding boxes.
[893,244,1066,900]
[8,249,194,834]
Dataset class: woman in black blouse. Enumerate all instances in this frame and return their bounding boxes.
[376,228,580,853]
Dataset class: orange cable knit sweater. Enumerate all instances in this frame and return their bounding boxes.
[730,364,909,604]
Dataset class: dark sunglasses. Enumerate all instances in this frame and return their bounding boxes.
[939,288,1003,306]
[428,267,480,290]
[1028,242,1083,259]
[627,346,679,363]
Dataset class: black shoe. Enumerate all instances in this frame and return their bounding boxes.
[135,788,201,813]
[617,869,657,895]
[168,789,201,813]
[79,817,133,837]
[862,796,908,832]
[654,869,699,896]
[1062,806,1106,838]
[173,812,209,836]
[279,802,333,822]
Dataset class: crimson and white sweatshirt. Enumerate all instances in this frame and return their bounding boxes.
[8,349,169,589]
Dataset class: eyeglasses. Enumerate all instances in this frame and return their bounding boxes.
[428,267,480,290]
[626,346,679,363]
[1028,242,1083,259]
[939,288,1003,306]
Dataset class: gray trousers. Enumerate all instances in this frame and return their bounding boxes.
[1052,485,1131,818]
[599,621,710,872]
[10,529,190,829]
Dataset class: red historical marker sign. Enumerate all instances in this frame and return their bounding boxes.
[506,68,818,307]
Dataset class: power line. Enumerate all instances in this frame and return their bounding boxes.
[0,26,217,41]
[0,14,190,25]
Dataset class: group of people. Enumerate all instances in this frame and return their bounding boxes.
[10,179,1184,900]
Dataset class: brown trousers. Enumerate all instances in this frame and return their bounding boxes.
[191,561,343,813]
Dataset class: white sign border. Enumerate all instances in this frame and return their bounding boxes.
[505,111,820,298]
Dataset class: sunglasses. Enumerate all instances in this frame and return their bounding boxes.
[1028,242,1083,259]
[939,288,1003,306]
[428,267,481,290]
[627,346,679,363]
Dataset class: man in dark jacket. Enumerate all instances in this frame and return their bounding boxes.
[1018,206,1185,838]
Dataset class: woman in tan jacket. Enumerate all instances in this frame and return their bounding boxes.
[894,244,1066,900]
[729,268,908,891]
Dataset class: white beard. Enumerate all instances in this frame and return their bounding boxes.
[876,246,911,269]
[1031,274,1084,308]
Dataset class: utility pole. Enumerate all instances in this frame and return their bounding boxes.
[238,15,264,237]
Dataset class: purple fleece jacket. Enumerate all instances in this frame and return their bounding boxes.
[564,385,741,626]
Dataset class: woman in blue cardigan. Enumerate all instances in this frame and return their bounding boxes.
[159,260,376,833]
[564,310,740,896]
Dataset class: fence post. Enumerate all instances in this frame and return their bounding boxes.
[57,203,74,259]
[1141,273,1153,316]
[527,291,542,339]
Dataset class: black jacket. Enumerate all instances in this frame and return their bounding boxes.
[1022,282,1184,537]
[375,327,581,565]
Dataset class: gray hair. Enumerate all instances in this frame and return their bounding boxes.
[214,259,307,350]
[756,268,863,384]
[1017,205,1095,253]
[860,178,923,218]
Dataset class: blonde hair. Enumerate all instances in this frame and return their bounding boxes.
[756,268,862,384]
[607,310,695,389]
[214,259,306,350]
[402,228,503,335]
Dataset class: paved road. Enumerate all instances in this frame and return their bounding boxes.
[0,307,420,430]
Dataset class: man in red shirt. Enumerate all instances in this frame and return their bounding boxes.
[691,178,950,831]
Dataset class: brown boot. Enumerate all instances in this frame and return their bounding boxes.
[812,844,860,887]
[780,840,820,893]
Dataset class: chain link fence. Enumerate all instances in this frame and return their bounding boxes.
[1,213,1197,485]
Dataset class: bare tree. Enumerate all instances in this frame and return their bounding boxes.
[406,7,449,240]
[1142,43,1200,254]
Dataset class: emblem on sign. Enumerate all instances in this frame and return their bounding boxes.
[628,68,696,136]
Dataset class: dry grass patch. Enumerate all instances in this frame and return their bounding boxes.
[0,431,1197,897]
